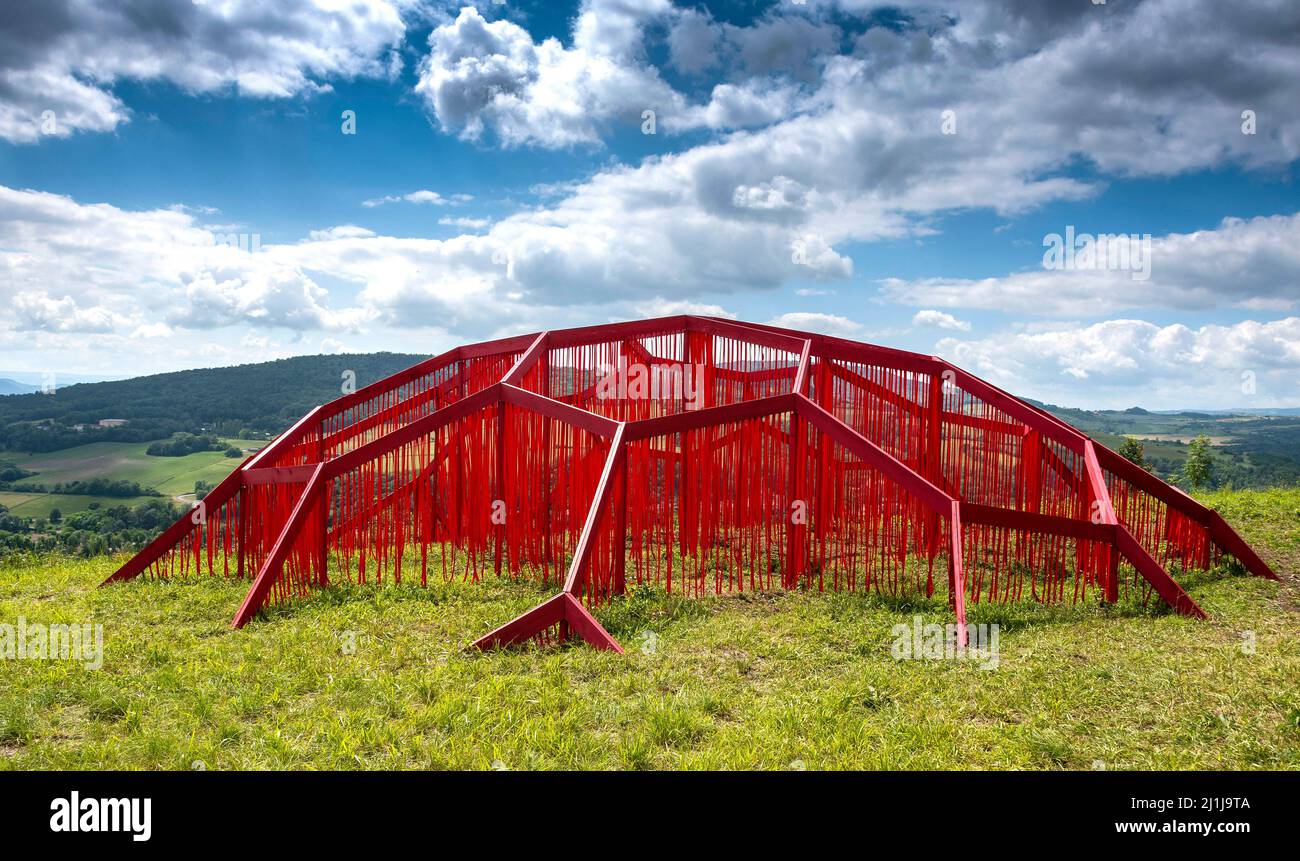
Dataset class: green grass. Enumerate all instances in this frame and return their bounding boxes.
[0,489,1296,770]
[3,438,261,515]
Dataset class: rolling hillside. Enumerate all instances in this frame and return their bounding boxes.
[0,352,427,453]
[1027,400,1300,488]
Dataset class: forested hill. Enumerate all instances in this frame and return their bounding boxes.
[0,353,427,452]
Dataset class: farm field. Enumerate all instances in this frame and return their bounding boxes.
[1,488,1296,770]
[2,438,262,516]
[0,492,158,520]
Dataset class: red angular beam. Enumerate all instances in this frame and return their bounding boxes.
[1116,526,1208,619]
[502,332,548,386]
[949,500,969,648]
[99,452,253,585]
[794,394,955,517]
[469,593,623,652]
[1095,441,1278,581]
[230,462,326,628]
[563,423,628,593]
[501,383,621,439]
[960,502,1113,542]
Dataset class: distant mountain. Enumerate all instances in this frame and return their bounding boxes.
[1157,407,1300,417]
[1023,398,1300,419]
[0,371,125,389]
[0,378,42,396]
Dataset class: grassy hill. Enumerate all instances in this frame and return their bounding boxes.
[1,487,1295,770]
[0,352,427,453]
[1029,400,1300,488]
[0,352,428,541]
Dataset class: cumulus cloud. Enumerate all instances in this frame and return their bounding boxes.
[168,267,369,332]
[400,0,1298,324]
[634,298,735,319]
[413,2,844,146]
[912,309,970,331]
[0,0,410,143]
[935,317,1300,410]
[724,13,840,83]
[13,1,1298,327]
[882,213,1300,316]
[12,291,124,333]
[767,312,862,338]
[0,185,364,333]
[691,80,802,130]
[415,3,685,147]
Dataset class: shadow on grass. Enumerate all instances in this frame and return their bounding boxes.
[590,576,1194,640]
[246,575,560,626]
[227,556,1266,641]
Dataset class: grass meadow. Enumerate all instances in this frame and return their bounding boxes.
[2,438,261,517]
[0,488,1296,770]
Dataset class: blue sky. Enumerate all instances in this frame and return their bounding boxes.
[0,0,1297,410]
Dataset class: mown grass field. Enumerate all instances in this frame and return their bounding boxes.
[0,491,159,520]
[1,489,1296,770]
[3,438,262,516]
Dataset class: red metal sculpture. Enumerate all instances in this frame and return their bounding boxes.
[102,316,1277,651]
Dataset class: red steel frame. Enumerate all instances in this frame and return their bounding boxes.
[102,316,1278,650]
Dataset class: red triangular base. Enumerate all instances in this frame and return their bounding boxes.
[471,592,623,653]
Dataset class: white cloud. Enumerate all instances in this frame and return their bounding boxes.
[0,185,364,333]
[415,3,686,148]
[0,0,409,143]
[3,0,1299,393]
[767,312,862,338]
[438,215,492,230]
[634,298,735,319]
[12,292,124,333]
[398,0,1298,323]
[307,225,377,241]
[413,2,829,145]
[169,267,369,332]
[695,80,801,130]
[912,309,970,331]
[362,190,470,207]
[883,213,1300,316]
[936,317,1300,410]
[130,322,174,339]
[11,0,1296,343]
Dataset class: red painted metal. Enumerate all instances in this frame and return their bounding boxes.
[101,316,1277,649]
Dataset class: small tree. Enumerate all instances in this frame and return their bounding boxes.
[48,507,62,524]
[1118,437,1146,469]
[1183,434,1215,491]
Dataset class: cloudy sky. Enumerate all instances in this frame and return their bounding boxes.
[0,0,1297,409]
